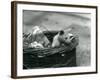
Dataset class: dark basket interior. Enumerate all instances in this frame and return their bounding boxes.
[43,31,58,43]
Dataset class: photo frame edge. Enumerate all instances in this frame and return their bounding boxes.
[11,1,17,78]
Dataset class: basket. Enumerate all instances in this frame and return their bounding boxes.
[23,31,79,69]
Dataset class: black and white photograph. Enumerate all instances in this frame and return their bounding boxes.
[23,10,89,69]
[11,1,97,78]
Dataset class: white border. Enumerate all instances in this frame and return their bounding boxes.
[17,3,96,76]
